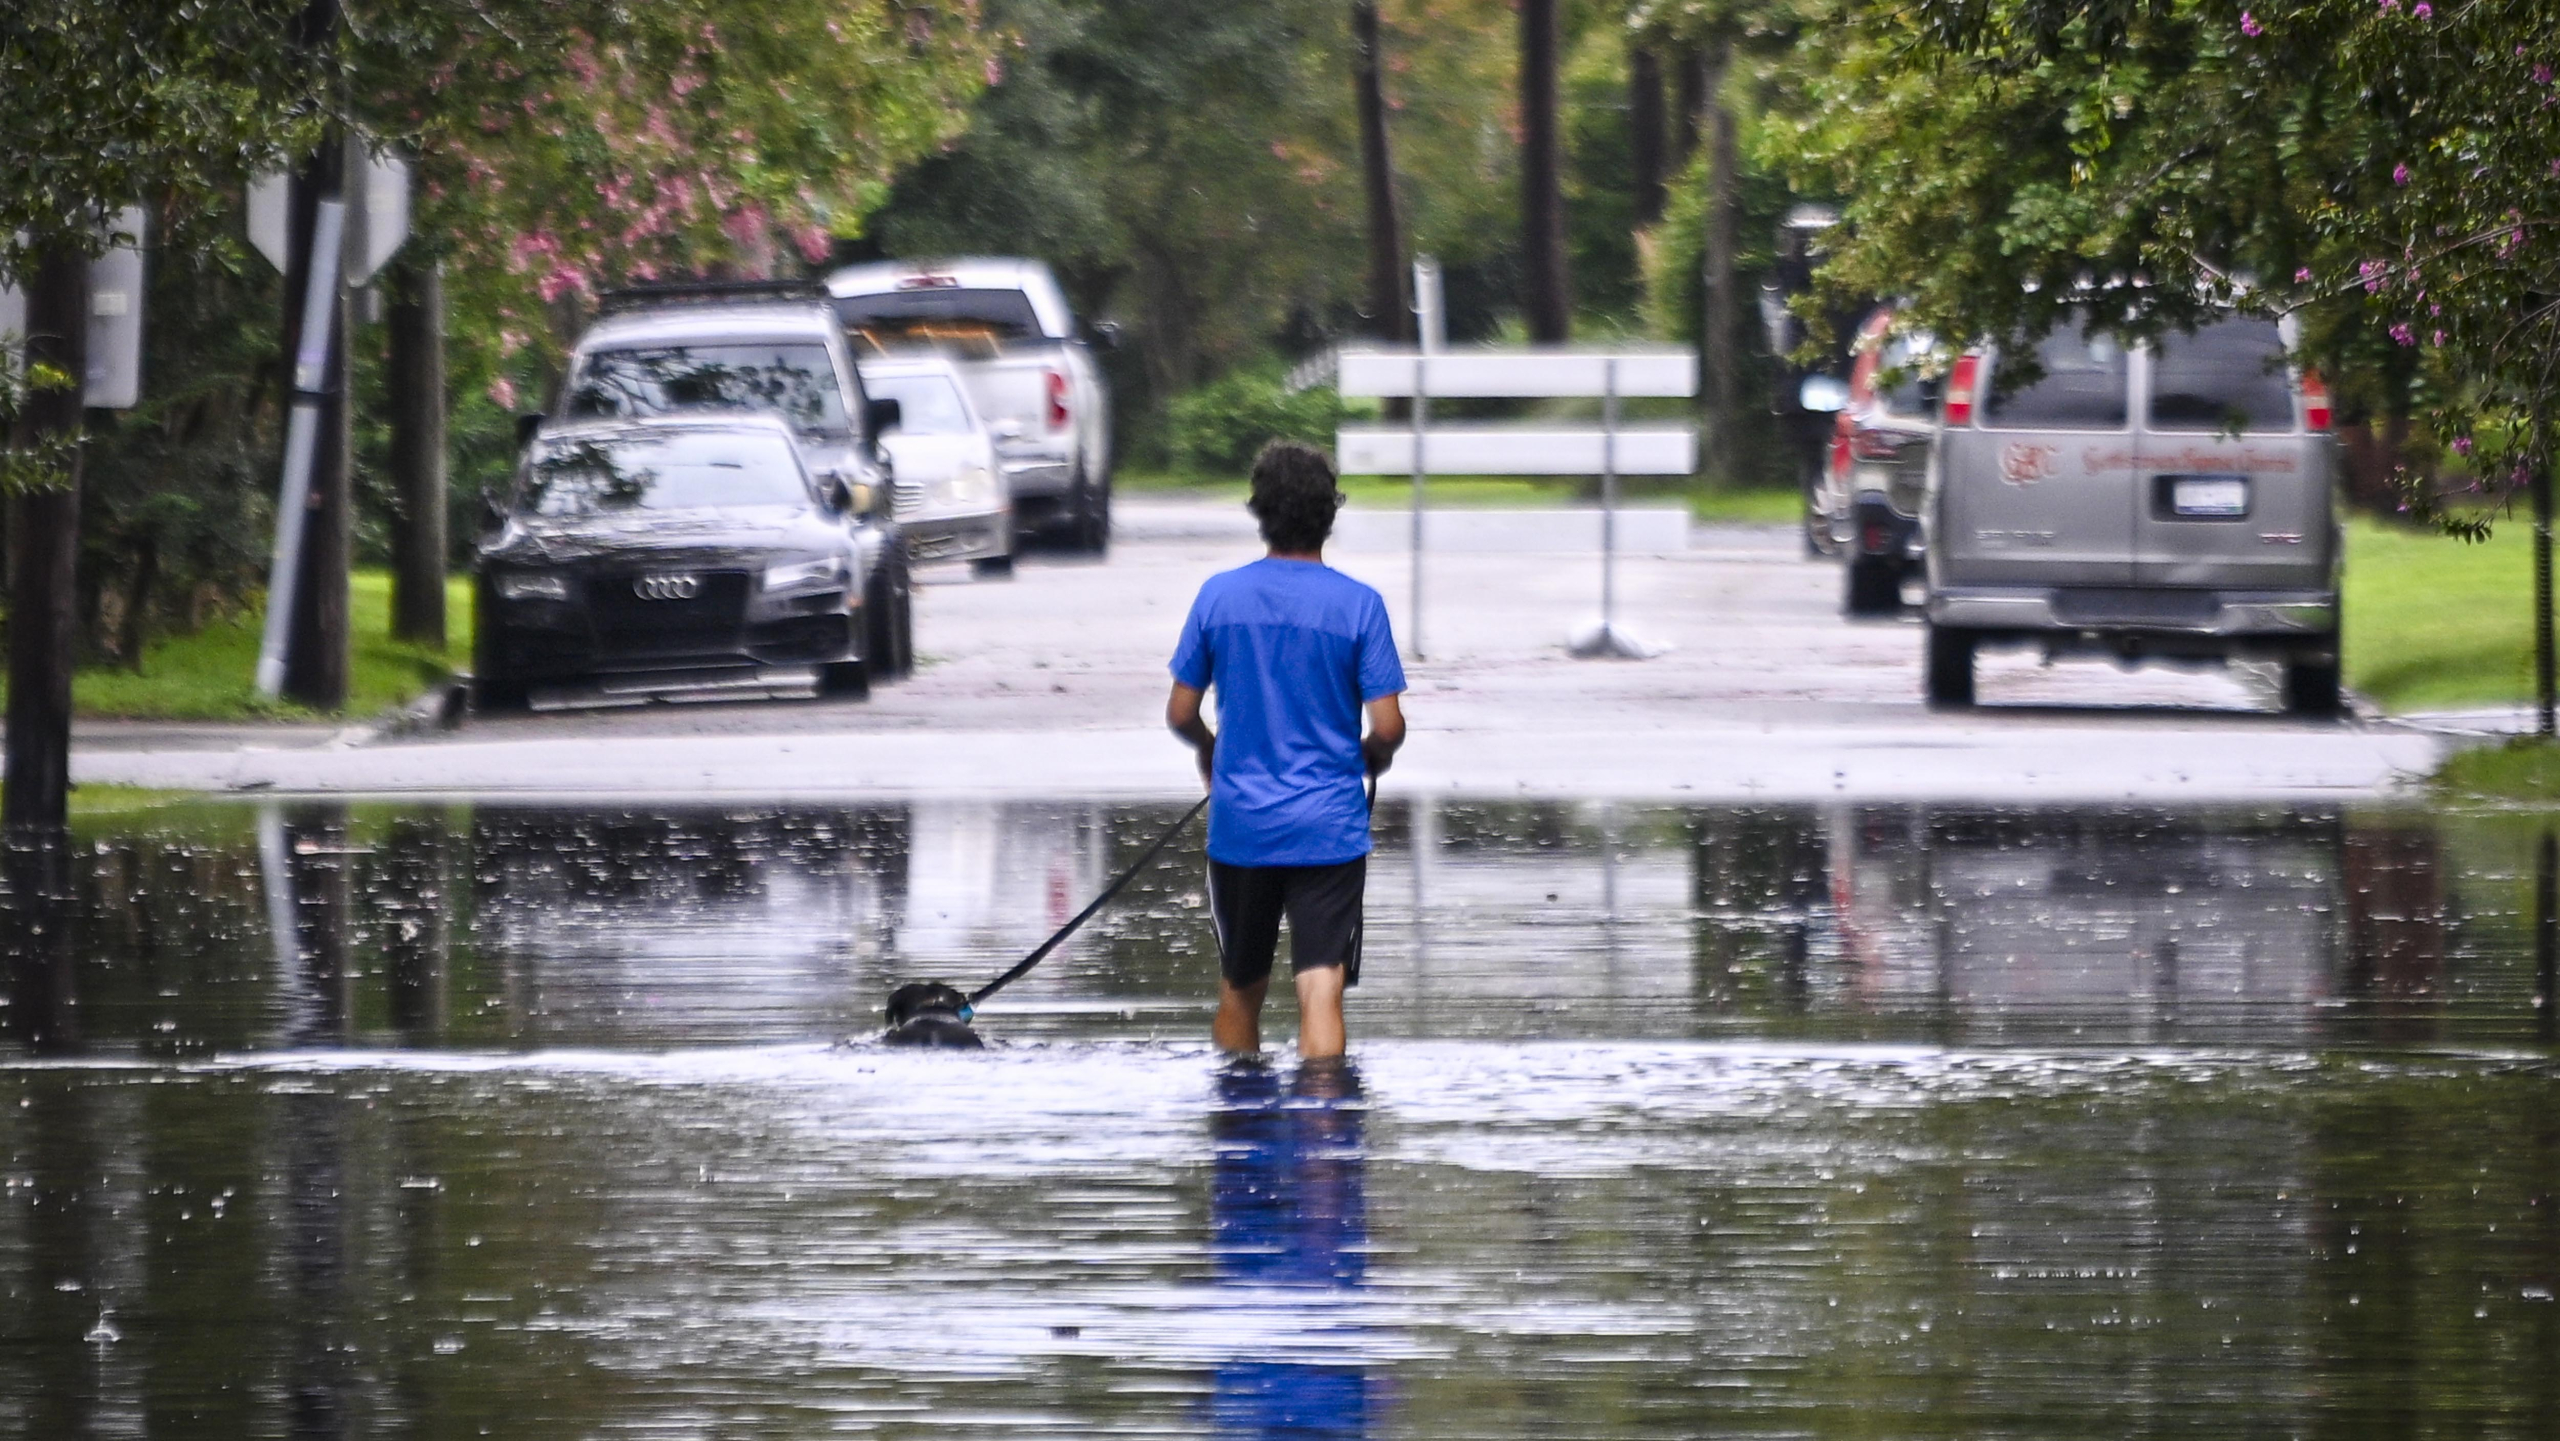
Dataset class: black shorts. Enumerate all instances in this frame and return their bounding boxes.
[1206,856,1366,989]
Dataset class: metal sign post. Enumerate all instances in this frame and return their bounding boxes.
[1408,256,1441,661]
[254,199,345,698]
[1567,357,1656,658]
[247,134,410,699]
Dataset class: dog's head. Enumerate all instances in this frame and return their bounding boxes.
[885,981,972,1029]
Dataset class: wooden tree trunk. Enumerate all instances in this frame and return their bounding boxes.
[1672,47,1704,167]
[1701,37,1740,478]
[119,534,157,671]
[1519,0,1571,343]
[1351,3,1411,344]
[1630,44,1667,226]
[3,242,90,837]
[386,256,449,649]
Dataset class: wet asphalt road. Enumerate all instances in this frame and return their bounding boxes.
[72,500,2444,799]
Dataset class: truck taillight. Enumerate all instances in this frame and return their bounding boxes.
[1850,427,1907,461]
[1046,369,1069,429]
[1944,354,1980,427]
[2301,370,2331,431]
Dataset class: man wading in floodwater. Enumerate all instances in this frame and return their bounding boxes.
[1167,442,1407,1059]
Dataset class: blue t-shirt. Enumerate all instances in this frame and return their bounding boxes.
[1170,558,1406,867]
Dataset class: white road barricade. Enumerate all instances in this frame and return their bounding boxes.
[1330,508,1690,554]
[1335,339,1700,660]
[1335,424,1697,477]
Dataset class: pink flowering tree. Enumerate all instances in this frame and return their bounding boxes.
[352,2,996,400]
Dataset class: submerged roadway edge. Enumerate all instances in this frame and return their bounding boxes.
[68,721,2447,803]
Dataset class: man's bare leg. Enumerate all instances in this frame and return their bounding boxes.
[1214,976,1270,1053]
[1295,965,1346,1060]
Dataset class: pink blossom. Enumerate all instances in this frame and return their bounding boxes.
[985,55,1005,85]
[792,223,832,263]
[537,265,588,304]
[2389,323,2416,346]
[489,375,519,410]
[2294,267,2312,282]
[2411,1,2429,15]
[2392,163,2409,185]
[2454,436,2474,455]
[2240,10,2262,35]
[2431,329,2445,346]
[2537,65,2555,85]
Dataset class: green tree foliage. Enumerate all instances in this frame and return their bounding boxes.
[867,0,1564,455]
[0,0,323,263]
[1769,0,2559,507]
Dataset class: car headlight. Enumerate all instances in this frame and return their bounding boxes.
[763,555,847,592]
[939,464,996,507]
[495,572,568,602]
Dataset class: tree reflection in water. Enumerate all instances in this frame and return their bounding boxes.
[1209,1059,1376,1439]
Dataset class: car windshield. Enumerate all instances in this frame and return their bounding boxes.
[563,344,850,433]
[1986,327,2130,429]
[517,431,808,517]
[863,373,974,435]
[2150,317,2294,433]
[837,287,1047,349]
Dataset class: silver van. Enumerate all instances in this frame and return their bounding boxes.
[1922,315,2340,712]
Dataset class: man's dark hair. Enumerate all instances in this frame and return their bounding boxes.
[1247,441,1344,552]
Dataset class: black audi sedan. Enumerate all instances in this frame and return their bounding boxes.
[473,414,909,708]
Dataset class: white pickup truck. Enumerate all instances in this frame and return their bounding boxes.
[826,258,1116,552]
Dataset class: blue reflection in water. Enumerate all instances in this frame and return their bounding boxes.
[1209,1059,1376,1438]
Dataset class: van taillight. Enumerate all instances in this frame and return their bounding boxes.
[1944,354,1980,426]
[2301,370,2331,431]
[1046,369,1069,429]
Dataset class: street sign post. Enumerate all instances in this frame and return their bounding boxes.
[1337,339,1698,660]
[0,207,150,409]
[247,134,410,699]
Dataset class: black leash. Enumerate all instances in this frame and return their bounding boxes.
[963,795,1209,1015]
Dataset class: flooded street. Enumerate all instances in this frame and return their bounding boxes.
[5,798,2557,1437]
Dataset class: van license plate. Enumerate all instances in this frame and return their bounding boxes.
[2170,475,2248,517]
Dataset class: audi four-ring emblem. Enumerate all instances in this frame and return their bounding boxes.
[633,573,701,601]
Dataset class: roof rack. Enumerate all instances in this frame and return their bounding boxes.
[597,279,828,314]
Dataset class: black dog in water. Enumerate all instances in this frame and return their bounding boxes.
[881,982,985,1049]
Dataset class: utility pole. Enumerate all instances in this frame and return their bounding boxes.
[386,255,447,648]
[2,244,90,837]
[1519,0,1570,343]
[1350,2,1411,344]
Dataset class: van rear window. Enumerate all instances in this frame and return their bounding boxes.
[2149,318,2293,433]
[1985,329,2129,429]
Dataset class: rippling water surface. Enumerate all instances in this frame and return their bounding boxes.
[4,799,2557,1437]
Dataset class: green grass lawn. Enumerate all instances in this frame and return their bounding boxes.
[2344,515,2533,713]
[2434,737,2560,804]
[0,570,475,723]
